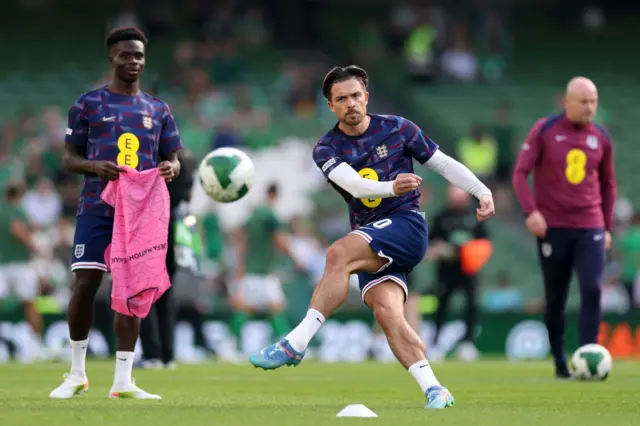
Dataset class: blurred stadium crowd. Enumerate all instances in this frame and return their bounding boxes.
[1,0,639,362]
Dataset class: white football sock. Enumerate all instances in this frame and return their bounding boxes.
[70,339,88,377]
[408,360,441,393]
[114,351,135,387]
[285,309,325,352]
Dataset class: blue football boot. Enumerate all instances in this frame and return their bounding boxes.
[249,339,305,370]
[425,385,455,409]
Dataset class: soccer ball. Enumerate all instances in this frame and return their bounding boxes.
[198,147,254,203]
[568,343,612,380]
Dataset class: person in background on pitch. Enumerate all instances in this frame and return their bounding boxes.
[138,149,196,369]
[427,185,487,361]
[0,183,46,360]
[512,76,617,378]
[227,183,303,360]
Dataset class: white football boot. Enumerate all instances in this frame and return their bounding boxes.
[109,379,161,400]
[49,373,89,399]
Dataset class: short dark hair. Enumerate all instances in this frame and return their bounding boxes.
[322,65,369,100]
[105,26,148,49]
[266,183,279,197]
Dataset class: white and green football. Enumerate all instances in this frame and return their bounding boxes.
[198,147,254,203]
[568,343,612,381]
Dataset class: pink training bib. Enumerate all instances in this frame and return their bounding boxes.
[101,167,171,318]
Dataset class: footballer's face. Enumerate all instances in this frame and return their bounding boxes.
[328,78,369,126]
[564,87,598,124]
[110,40,146,83]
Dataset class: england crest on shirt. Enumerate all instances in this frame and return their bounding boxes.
[143,116,153,129]
[586,135,598,150]
[376,144,388,159]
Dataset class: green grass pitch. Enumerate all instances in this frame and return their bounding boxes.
[1,360,638,425]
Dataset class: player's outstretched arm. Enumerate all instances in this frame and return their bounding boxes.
[424,150,491,199]
[424,150,494,221]
[400,118,490,200]
[400,117,493,219]
[327,163,420,198]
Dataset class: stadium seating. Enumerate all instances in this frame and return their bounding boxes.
[1,8,636,311]
[407,18,640,306]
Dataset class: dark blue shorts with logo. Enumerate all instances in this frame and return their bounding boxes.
[71,215,114,272]
[349,210,428,304]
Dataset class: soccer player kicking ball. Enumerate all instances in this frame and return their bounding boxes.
[49,27,182,399]
[249,65,495,409]
[512,77,617,379]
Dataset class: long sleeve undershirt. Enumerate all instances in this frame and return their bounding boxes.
[327,150,491,200]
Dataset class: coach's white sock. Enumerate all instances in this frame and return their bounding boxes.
[70,339,88,378]
[285,309,325,352]
[113,351,135,387]
[408,360,441,394]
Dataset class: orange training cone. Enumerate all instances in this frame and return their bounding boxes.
[460,238,493,276]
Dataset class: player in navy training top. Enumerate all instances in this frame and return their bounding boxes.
[313,113,436,229]
[50,27,182,400]
[250,65,495,409]
[512,77,617,379]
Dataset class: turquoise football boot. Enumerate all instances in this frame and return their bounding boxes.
[249,339,305,370]
[425,385,455,409]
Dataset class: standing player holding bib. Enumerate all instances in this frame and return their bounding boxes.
[49,27,182,400]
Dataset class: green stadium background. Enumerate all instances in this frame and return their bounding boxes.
[0,0,639,363]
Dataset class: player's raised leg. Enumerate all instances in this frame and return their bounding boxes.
[364,281,453,409]
[404,275,422,334]
[574,229,606,346]
[248,232,387,369]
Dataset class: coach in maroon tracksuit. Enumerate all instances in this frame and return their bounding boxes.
[512,77,617,378]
